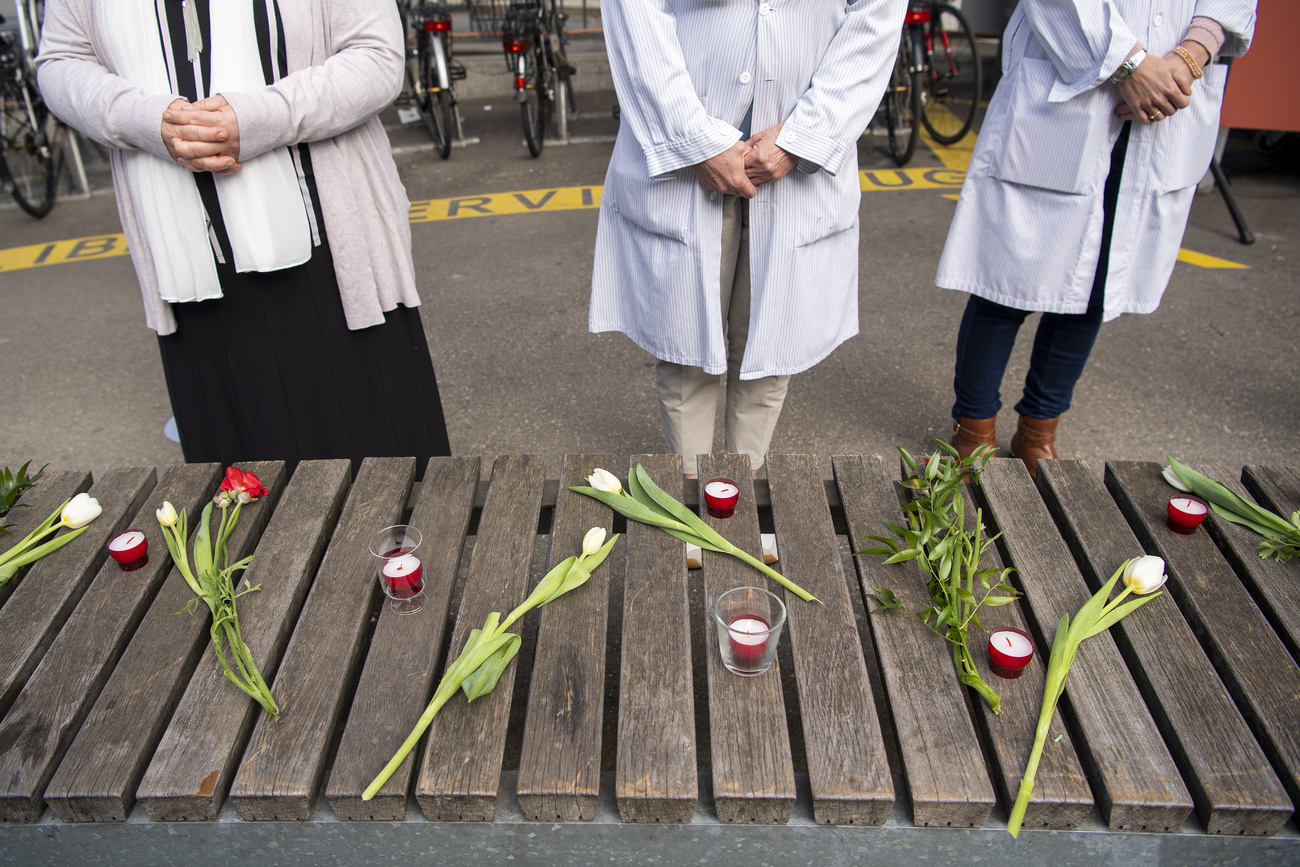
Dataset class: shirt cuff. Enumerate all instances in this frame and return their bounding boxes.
[642,120,742,178]
[775,121,844,177]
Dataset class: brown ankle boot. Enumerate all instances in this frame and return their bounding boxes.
[951,417,997,460]
[1010,415,1059,479]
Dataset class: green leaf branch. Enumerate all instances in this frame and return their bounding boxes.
[362,529,619,801]
[858,444,1019,714]
[571,464,819,604]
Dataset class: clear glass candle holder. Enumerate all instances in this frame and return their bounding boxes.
[368,525,425,615]
[713,586,786,676]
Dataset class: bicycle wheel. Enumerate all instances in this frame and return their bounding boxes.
[1,82,59,218]
[520,45,551,157]
[413,30,451,157]
[882,39,920,166]
[919,3,981,146]
[417,30,454,159]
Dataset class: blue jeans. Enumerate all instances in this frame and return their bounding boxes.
[952,123,1130,422]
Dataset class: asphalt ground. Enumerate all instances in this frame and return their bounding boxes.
[2,65,1298,482]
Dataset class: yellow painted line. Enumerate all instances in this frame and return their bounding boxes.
[940,193,961,201]
[918,103,976,172]
[0,176,1249,272]
[1177,248,1249,269]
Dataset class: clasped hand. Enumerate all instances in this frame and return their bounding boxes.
[1115,42,1209,125]
[692,122,798,199]
[161,95,242,174]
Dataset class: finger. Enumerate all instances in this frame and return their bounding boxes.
[171,138,233,159]
[190,94,230,111]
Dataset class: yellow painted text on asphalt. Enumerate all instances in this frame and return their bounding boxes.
[0,178,1249,272]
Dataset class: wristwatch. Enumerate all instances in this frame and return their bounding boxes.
[1109,48,1148,85]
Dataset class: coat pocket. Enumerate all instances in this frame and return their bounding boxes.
[792,169,860,247]
[990,57,1116,194]
[1150,62,1227,193]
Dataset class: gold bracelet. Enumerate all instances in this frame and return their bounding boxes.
[1173,45,1204,80]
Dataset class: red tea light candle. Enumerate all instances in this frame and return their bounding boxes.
[1167,495,1209,535]
[382,553,423,596]
[988,627,1034,679]
[704,478,740,518]
[107,529,148,569]
[728,615,770,663]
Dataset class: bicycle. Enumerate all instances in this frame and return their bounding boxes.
[399,0,464,160]
[884,0,981,166]
[501,0,573,157]
[0,0,60,217]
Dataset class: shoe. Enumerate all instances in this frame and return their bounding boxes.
[950,416,997,460]
[1009,415,1059,479]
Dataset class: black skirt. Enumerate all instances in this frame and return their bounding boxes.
[157,160,450,478]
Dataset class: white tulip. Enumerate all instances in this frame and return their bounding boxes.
[156,501,179,528]
[60,493,102,529]
[1122,555,1167,596]
[582,527,607,557]
[588,468,623,495]
[1161,465,1192,493]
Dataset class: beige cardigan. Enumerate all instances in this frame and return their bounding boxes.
[36,0,420,335]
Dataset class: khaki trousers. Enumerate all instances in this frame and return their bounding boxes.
[655,197,791,475]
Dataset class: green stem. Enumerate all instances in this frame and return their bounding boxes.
[728,544,820,604]
[1007,699,1055,837]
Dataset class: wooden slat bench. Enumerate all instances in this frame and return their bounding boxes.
[0,455,1297,866]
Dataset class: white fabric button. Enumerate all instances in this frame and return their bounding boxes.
[740,71,752,84]
[710,191,717,201]
[785,131,796,142]
[759,3,771,14]
[1153,13,1163,26]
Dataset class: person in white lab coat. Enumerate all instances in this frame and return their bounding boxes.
[590,0,906,476]
[937,0,1255,477]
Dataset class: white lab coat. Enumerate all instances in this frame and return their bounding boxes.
[935,0,1256,321]
[590,0,907,379]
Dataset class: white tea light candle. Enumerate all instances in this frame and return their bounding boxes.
[988,627,1035,678]
[107,529,148,566]
[1167,494,1209,535]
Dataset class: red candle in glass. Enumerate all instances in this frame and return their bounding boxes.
[728,615,770,662]
[107,530,148,567]
[704,478,740,518]
[988,627,1034,679]
[1167,495,1209,535]
[381,552,424,598]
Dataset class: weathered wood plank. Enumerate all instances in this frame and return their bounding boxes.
[326,457,480,821]
[1220,466,1300,665]
[42,462,285,823]
[1037,459,1292,835]
[614,456,697,824]
[0,465,218,823]
[941,461,1092,831]
[765,454,894,826]
[981,460,1192,831]
[698,454,795,825]
[0,467,155,723]
[415,455,546,821]
[227,458,415,821]
[833,455,995,828]
[516,454,619,821]
[1106,460,1300,820]
[0,471,92,610]
[136,461,352,821]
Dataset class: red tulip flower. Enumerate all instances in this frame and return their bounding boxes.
[218,467,268,504]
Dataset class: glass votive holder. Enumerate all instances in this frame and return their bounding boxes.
[368,525,425,615]
[713,586,786,677]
